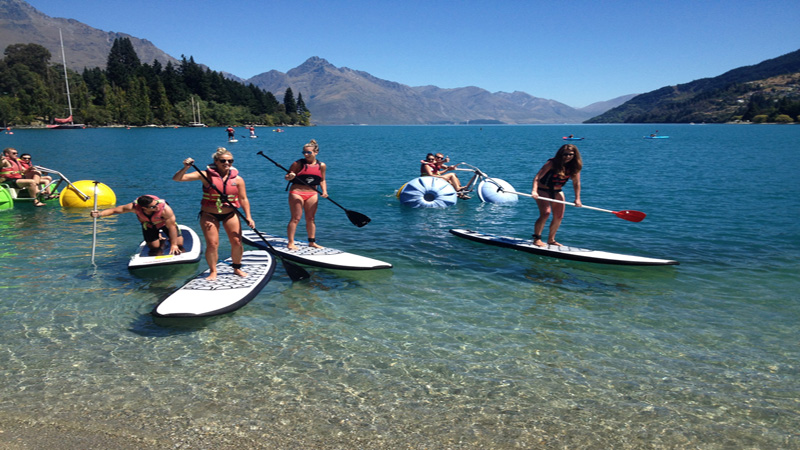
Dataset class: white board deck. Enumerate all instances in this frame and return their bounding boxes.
[128,225,202,269]
[241,230,392,270]
[151,250,276,318]
[449,229,678,266]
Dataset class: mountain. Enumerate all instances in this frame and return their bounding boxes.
[586,49,800,123]
[246,57,606,125]
[0,0,177,70]
[0,0,629,125]
[578,94,638,116]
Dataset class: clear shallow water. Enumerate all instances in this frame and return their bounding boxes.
[1,124,798,448]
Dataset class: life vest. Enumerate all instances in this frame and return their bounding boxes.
[538,160,572,190]
[290,159,323,187]
[133,196,168,230]
[202,166,240,212]
[0,158,24,180]
[420,162,437,176]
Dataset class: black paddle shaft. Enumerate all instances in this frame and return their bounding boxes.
[256,151,371,227]
[189,163,310,281]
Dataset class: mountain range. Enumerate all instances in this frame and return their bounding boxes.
[0,0,637,125]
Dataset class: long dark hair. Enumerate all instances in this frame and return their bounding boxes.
[551,144,582,176]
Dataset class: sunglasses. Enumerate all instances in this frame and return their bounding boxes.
[217,159,234,164]
[20,157,31,161]
[302,151,313,155]
[143,204,158,210]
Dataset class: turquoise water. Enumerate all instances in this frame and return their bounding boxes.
[1,124,798,448]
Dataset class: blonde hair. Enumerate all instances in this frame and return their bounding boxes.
[303,139,319,153]
[212,147,232,161]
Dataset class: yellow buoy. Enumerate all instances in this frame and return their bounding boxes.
[59,180,117,208]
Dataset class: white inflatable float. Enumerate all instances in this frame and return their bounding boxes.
[397,163,517,208]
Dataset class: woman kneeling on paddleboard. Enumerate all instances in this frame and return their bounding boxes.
[285,139,327,251]
[531,144,583,248]
[173,148,254,280]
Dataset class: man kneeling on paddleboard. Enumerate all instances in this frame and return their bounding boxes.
[91,195,184,256]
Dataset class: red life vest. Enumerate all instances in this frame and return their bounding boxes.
[291,159,323,187]
[1,158,24,180]
[202,166,240,212]
[133,196,168,230]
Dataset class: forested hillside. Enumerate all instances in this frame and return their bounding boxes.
[0,38,311,127]
[586,49,800,124]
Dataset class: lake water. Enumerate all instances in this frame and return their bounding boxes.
[1,124,798,448]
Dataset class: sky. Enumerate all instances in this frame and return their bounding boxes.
[22,0,800,108]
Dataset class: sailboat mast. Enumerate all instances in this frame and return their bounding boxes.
[59,29,74,124]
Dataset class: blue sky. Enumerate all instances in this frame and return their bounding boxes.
[25,0,800,108]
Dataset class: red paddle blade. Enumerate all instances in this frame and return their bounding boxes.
[614,210,646,222]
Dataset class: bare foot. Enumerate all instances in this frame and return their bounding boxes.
[206,271,218,281]
[34,200,46,207]
[287,242,298,251]
[309,242,324,249]
[233,268,248,278]
[533,239,546,248]
[548,241,563,247]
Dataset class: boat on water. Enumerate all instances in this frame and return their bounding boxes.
[187,96,206,127]
[396,163,518,208]
[0,165,114,211]
[48,29,85,130]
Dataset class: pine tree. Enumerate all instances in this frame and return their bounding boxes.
[283,87,297,114]
[106,38,141,89]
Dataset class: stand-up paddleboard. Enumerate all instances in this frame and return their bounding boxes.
[450,229,678,266]
[128,225,202,269]
[151,250,276,318]
[644,135,669,139]
[228,139,239,143]
[242,230,392,270]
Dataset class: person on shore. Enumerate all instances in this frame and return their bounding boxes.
[420,152,468,198]
[91,195,184,255]
[284,139,327,250]
[1,147,45,206]
[530,144,583,247]
[173,148,254,280]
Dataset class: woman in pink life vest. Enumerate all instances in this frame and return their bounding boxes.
[91,195,184,255]
[284,139,327,251]
[173,148,253,281]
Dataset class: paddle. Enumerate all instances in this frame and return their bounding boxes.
[499,188,647,222]
[190,163,310,281]
[90,181,99,265]
[256,151,371,227]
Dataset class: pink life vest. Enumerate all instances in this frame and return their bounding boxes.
[0,158,24,180]
[202,166,240,212]
[133,196,168,230]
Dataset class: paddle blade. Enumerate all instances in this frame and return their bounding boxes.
[615,210,646,222]
[346,209,371,228]
[282,259,311,281]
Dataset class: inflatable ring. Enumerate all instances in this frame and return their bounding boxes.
[398,177,457,208]
[59,180,117,208]
[476,178,518,204]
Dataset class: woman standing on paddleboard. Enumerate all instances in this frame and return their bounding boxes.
[173,148,254,280]
[531,144,582,247]
[284,139,327,251]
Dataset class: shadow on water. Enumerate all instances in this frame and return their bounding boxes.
[130,312,230,336]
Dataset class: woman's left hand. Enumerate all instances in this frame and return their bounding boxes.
[574,199,582,207]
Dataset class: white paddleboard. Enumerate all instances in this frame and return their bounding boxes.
[128,225,202,269]
[450,229,678,266]
[228,139,239,143]
[241,230,392,270]
[151,250,277,318]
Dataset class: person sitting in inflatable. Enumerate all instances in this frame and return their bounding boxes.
[419,153,469,199]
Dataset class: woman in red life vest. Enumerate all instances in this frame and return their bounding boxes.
[173,148,254,280]
[284,139,327,251]
[90,195,184,255]
[530,144,583,248]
